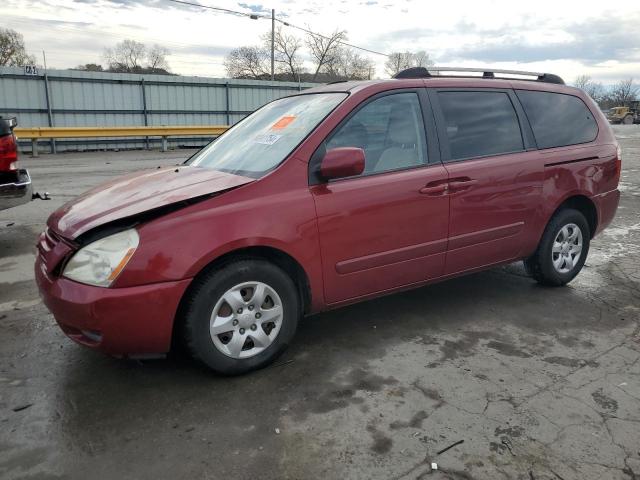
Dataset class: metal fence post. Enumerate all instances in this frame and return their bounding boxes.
[43,73,56,154]
[225,82,231,126]
[141,78,149,150]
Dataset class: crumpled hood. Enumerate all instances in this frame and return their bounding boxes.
[48,165,254,239]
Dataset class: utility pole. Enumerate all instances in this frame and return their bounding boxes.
[271,8,275,81]
[42,51,48,72]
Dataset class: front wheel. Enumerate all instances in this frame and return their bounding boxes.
[524,208,590,286]
[180,259,300,375]
[623,115,634,125]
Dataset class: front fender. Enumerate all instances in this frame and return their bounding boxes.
[113,175,325,311]
[185,236,309,278]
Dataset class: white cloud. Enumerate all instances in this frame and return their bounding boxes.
[1,0,639,83]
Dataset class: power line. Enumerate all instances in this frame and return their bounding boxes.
[275,19,388,57]
[165,0,263,19]
[163,0,389,57]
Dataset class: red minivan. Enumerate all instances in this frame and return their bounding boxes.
[35,68,621,374]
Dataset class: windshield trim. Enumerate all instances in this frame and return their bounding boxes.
[185,92,350,176]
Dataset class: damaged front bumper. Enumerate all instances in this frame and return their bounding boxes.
[0,169,33,211]
[35,250,191,356]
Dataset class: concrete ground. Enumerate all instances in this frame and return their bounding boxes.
[1,126,639,480]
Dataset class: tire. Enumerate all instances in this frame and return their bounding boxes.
[180,258,300,375]
[524,208,590,287]
[623,115,633,125]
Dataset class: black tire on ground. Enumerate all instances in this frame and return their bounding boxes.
[524,208,591,287]
[180,258,300,375]
[623,115,633,125]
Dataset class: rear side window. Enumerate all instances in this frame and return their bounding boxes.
[516,90,598,149]
[437,91,524,161]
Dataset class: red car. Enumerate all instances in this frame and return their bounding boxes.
[35,68,621,374]
[1,116,33,210]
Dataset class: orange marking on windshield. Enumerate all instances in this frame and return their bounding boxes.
[271,116,296,130]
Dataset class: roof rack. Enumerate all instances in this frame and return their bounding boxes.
[393,67,565,85]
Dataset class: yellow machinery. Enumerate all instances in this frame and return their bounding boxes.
[607,102,639,125]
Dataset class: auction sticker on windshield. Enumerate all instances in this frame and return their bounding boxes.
[254,134,282,145]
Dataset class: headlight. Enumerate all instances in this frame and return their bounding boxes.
[63,229,139,287]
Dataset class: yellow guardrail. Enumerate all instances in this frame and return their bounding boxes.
[14,126,230,156]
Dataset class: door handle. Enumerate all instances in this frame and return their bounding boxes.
[448,179,478,191]
[419,184,448,195]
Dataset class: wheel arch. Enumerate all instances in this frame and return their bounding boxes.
[172,245,313,349]
[211,246,312,314]
[548,194,598,239]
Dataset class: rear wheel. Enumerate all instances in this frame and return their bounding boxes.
[524,208,590,286]
[180,258,299,375]
[623,115,633,125]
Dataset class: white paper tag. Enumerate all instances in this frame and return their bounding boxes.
[255,134,282,145]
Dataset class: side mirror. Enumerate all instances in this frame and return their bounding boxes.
[320,147,365,181]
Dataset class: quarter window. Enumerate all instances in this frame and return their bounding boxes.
[326,92,427,175]
[516,90,598,149]
[437,91,524,161]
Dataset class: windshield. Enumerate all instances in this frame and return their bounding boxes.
[189,93,347,178]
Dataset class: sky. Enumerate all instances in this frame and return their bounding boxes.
[1,0,639,84]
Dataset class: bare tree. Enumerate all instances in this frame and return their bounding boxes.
[608,78,638,106]
[75,63,104,72]
[412,51,434,68]
[306,29,347,82]
[573,75,591,90]
[585,82,605,103]
[104,40,146,72]
[0,28,36,66]
[103,40,171,74]
[224,46,270,79]
[384,52,410,77]
[148,44,170,72]
[261,26,304,81]
[385,51,434,77]
[573,75,605,103]
[327,48,375,80]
